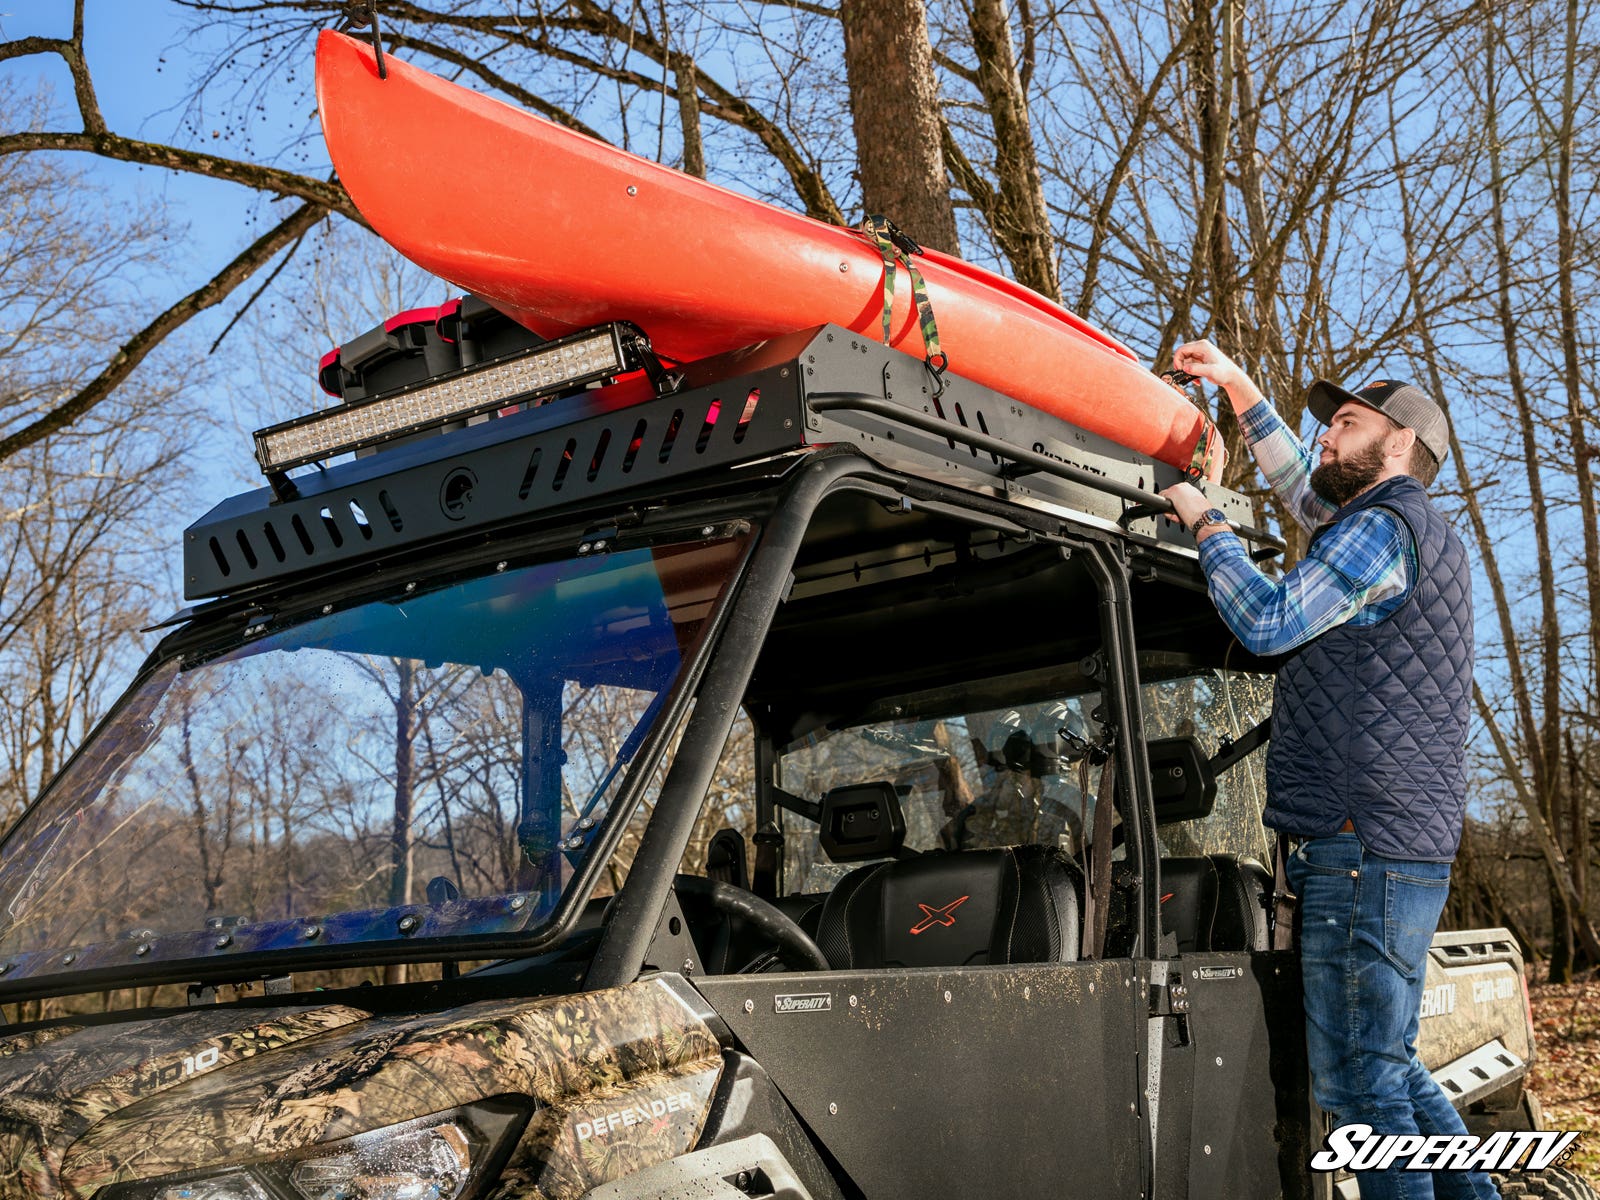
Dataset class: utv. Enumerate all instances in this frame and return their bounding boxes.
[0,305,1582,1200]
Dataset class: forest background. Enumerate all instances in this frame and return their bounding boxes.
[0,0,1597,997]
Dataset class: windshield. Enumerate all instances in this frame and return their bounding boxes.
[776,663,1275,894]
[0,533,750,986]
[1141,664,1275,866]
[778,691,1104,893]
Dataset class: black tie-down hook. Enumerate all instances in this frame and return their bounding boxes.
[338,1,387,78]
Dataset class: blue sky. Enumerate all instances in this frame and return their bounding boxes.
[2,4,380,507]
[4,2,330,270]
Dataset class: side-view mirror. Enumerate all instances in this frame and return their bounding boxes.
[1146,736,1218,824]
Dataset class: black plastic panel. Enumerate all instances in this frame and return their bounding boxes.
[1176,950,1314,1200]
[696,1052,848,1200]
[185,363,804,599]
[697,960,1144,1199]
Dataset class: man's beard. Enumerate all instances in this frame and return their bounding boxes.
[1310,436,1387,507]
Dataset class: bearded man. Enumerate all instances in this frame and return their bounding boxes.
[1159,341,1493,1200]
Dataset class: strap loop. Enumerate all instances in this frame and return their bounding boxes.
[863,215,947,390]
[1186,412,1222,481]
[1162,367,1223,482]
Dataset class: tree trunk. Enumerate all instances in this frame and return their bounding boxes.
[675,53,705,179]
[384,659,418,986]
[964,0,1055,295]
[389,658,416,909]
[1551,0,1595,967]
[839,0,960,255]
[1482,5,1575,978]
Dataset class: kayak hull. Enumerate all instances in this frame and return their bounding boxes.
[315,31,1220,479]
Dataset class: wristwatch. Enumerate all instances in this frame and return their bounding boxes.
[1190,508,1230,536]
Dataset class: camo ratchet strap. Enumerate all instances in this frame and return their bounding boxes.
[864,215,948,385]
[1162,367,1223,482]
[1187,412,1222,481]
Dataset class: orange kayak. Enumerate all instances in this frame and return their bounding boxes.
[315,30,1221,480]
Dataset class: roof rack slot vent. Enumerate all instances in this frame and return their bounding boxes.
[696,398,722,453]
[552,437,577,492]
[348,499,374,540]
[587,428,612,482]
[208,537,231,578]
[952,402,978,457]
[974,408,1000,464]
[290,514,315,555]
[622,418,647,472]
[517,448,544,500]
[734,388,760,443]
[234,529,259,570]
[658,409,684,463]
[377,490,404,532]
[262,522,287,563]
[930,392,955,450]
[318,507,344,549]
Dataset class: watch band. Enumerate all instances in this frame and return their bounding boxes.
[1190,508,1230,536]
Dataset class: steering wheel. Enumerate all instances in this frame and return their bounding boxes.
[674,874,830,972]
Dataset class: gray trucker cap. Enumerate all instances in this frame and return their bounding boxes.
[1305,377,1450,463]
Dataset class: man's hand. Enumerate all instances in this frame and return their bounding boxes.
[1170,340,1264,416]
[1159,481,1223,541]
[1172,340,1245,390]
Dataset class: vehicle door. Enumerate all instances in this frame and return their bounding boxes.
[1140,665,1318,1200]
[698,689,1151,1199]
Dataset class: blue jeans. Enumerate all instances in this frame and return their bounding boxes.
[1288,834,1498,1200]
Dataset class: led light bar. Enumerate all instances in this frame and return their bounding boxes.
[254,324,632,476]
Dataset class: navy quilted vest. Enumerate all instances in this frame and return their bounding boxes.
[1263,476,1473,861]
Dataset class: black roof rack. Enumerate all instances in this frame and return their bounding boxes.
[183,324,1280,601]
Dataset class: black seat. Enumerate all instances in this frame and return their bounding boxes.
[1149,854,1270,953]
[1157,857,1220,954]
[1208,854,1271,951]
[813,846,1083,970]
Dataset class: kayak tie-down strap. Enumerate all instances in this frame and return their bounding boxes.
[1162,366,1224,482]
[338,1,388,78]
[864,215,948,392]
[1187,412,1222,481]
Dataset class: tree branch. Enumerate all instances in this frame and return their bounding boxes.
[0,131,360,220]
[68,0,107,135]
[0,203,327,463]
[1474,684,1600,962]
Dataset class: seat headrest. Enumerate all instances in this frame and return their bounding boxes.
[818,781,906,862]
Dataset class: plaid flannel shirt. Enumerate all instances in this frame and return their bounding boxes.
[1197,401,1414,657]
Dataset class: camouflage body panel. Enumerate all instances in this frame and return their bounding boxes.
[26,978,722,1199]
[54,985,720,1200]
[1415,948,1533,1072]
[0,1004,366,1196]
[490,1063,723,1199]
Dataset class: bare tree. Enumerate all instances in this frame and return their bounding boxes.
[841,0,961,253]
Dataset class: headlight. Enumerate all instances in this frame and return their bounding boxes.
[290,1123,472,1200]
[97,1099,528,1200]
